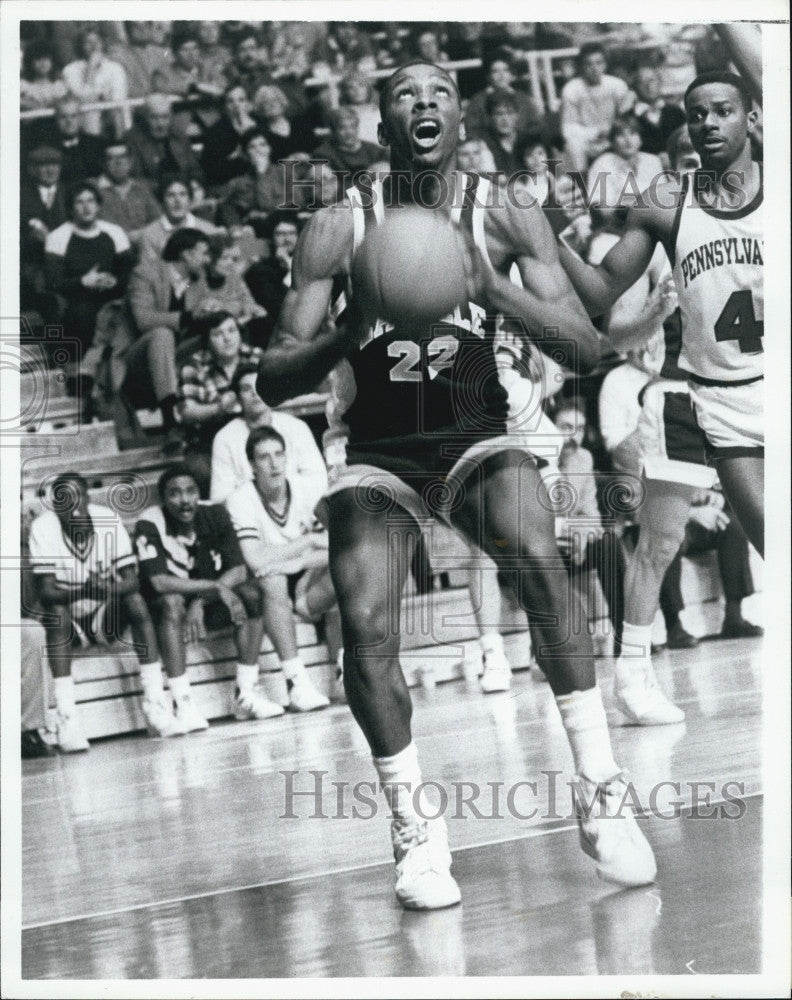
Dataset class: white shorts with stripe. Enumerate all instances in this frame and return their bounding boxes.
[688,377,764,458]
[638,380,717,488]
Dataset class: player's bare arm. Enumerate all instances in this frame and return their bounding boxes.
[556,177,682,317]
[257,205,355,407]
[482,197,602,373]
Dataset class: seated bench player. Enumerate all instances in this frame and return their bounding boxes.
[27,473,183,751]
[226,427,335,711]
[134,465,284,730]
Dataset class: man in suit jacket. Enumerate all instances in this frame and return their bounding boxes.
[124,228,214,454]
[20,146,69,323]
[124,94,203,191]
[27,97,106,185]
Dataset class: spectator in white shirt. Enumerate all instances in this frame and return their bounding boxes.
[561,42,635,173]
[210,364,328,505]
[598,333,665,469]
[137,174,222,261]
[62,27,130,138]
[587,114,665,223]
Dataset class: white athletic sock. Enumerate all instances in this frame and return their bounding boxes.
[556,686,620,783]
[480,631,505,659]
[139,661,165,700]
[280,656,306,684]
[168,672,192,704]
[373,741,423,823]
[236,663,259,695]
[616,623,653,689]
[53,675,76,716]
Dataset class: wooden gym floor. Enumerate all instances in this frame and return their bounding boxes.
[20,637,763,980]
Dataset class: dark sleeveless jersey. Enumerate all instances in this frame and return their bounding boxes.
[334,173,509,477]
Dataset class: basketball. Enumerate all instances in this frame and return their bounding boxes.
[351,208,469,327]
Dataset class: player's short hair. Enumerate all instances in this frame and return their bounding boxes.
[231,361,260,396]
[378,60,460,118]
[577,42,607,68]
[246,425,286,462]
[162,227,210,262]
[158,463,198,499]
[684,71,753,113]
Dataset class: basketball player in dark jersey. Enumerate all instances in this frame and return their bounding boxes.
[258,60,657,909]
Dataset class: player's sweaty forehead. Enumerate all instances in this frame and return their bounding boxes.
[685,82,745,112]
[384,63,460,107]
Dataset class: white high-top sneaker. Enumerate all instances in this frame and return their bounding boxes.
[391,816,461,910]
[574,772,657,887]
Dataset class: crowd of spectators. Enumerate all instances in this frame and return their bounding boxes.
[19,21,762,756]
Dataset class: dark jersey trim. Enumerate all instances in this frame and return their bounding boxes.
[706,444,764,461]
[693,162,763,221]
[667,173,689,269]
[688,372,764,388]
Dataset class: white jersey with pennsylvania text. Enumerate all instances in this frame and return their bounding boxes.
[672,170,763,382]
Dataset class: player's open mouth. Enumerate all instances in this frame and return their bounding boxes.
[412,119,442,149]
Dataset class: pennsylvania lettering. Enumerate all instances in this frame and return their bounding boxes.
[680,237,763,288]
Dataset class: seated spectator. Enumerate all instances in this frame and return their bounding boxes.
[632,66,686,158]
[311,108,382,197]
[20,40,67,111]
[178,311,264,479]
[124,94,203,192]
[244,209,300,328]
[134,465,285,730]
[205,237,266,328]
[195,21,232,82]
[44,181,133,360]
[561,41,635,173]
[510,133,557,206]
[210,363,327,504]
[553,402,626,634]
[137,174,222,262]
[226,427,336,711]
[28,473,182,752]
[253,84,317,161]
[20,146,69,323]
[97,142,161,241]
[62,26,130,138]
[288,158,340,211]
[200,84,258,189]
[456,138,498,176]
[479,89,526,177]
[124,228,214,455]
[445,22,487,98]
[151,27,226,136]
[464,51,544,141]
[30,96,106,185]
[337,71,382,148]
[223,30,273,99]
[326,23,375,71]
[587,115,665,221]
[412,28,449,64]
[237,129,289,215]
[105,21,170,100]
